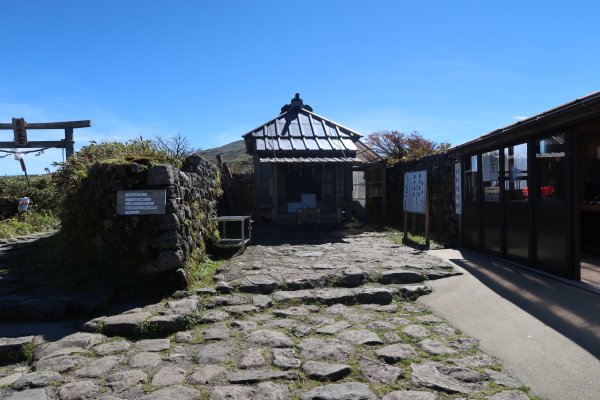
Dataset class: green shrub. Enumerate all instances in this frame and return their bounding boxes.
[52,138,183,201]
[0,210,60,239]
[0,175,61,213]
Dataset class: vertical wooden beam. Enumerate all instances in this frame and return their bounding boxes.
[458,159,464,246]
[425,191,430,249]
[381,163,387,221]
[567,128,579,280]
[403,210,408,245]
[499,147,507,258]
[528,137,536,267]
[271,164,278,224]
[344,164,352,222]
[253,155,261,212]
[65,127,74,158]
[477,153,484,250]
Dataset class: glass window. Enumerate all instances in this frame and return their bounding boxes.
[292,138,306,150]
[312,119,325,136]
[302,123,314,137]
[482,150,500,202]
[279,138,293,150]
[504,143,528,201]
[465,155,479,202]
[317,138,332,150]
[536,133,566,202]
[277,118,287,135]
[298,114,310,125]
[289,121,301,137]
[256,139,266,151]
[305,138,320,150]
[341,138,357,151]
[324,123,338,137]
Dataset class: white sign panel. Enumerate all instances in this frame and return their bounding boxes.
[403,170,427,214]
[455,162,462,215]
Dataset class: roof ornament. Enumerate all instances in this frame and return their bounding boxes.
[280,93,313,114]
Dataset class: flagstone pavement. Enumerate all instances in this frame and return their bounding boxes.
[0,230,537,400]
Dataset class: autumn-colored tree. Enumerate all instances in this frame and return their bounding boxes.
[365,130,450,164]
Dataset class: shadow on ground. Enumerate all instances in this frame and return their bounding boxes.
[250,222,372,246]
[450,249,600,359]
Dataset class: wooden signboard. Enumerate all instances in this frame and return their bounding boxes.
[403,170,427,214]
[117,190,166,215]
[403,170,430,248]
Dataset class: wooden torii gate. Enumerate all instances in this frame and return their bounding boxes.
[0,118,91,159]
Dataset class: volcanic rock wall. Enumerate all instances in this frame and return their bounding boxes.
[60,154,221,282]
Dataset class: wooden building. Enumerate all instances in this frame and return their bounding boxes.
[452,91,600,288]
[243,94,385,225]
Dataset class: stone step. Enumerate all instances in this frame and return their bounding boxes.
[226,268,454,294]
[271,284,432,306]
[77,283,431,340]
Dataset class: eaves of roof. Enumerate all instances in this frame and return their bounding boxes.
[450,90,600,155]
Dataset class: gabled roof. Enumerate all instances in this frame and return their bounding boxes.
[243,94,362,155]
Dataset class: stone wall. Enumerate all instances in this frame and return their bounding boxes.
[60,154,221,283]
[386,154,458,244]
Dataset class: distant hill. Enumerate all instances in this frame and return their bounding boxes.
[201,140,252,173]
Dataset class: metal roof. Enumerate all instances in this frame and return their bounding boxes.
[243,94,362,156]
[450,90,600,154]
[259,156,360,163]
[355,141,384,164]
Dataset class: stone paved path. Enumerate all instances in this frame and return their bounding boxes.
[0,231,537,399]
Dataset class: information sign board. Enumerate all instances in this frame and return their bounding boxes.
[117,190,166,215]
[403,170,427,214]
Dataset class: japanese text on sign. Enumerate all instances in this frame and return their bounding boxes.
[116,190,166,215]
[403,170,427,214]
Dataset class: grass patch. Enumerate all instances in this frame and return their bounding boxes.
[188,254,226,289]
[0,210,59,239]
[23,342,35,366]
[389,229,445,250]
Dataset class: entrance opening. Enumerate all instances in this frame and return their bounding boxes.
[579,135,600,287]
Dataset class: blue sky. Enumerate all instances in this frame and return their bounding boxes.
[1,1,599,175]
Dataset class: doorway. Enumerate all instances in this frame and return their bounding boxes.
[579,135,600,287]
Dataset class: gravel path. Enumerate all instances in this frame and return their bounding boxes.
[0,231,537,400]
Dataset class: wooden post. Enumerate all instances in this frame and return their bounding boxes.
[403,210,408,244]
[381,163,387,221]
[425,192,430,249]
[65,127,74,158]
[19,159,30,188]
[271,164,278,224]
